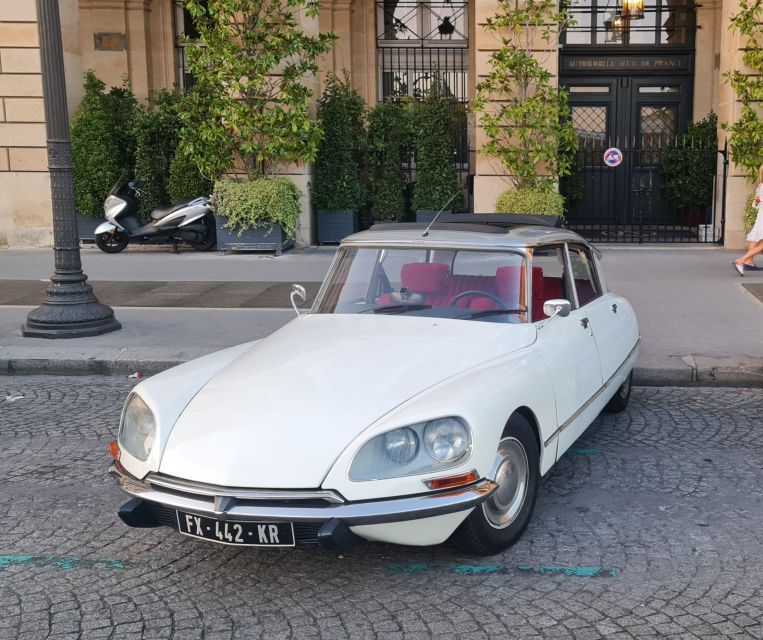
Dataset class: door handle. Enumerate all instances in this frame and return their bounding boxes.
[580,317,590,329]
[611,303,618,314]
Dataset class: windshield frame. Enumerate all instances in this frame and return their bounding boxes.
[310,244,532,323]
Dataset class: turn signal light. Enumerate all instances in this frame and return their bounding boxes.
[425,470,479,490]
[108,440,120,461]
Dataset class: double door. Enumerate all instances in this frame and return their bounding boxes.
[563,76,691,225]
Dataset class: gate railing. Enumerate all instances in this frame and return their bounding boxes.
[562,139,727,244]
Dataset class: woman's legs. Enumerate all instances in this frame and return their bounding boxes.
[736,239,763,265]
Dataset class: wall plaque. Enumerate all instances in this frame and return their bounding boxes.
[561,53,692,75]
[94,33,127,51]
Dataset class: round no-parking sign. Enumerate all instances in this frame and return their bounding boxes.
[603,147,623,167]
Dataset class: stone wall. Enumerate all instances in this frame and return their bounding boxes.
[0,0,52,247]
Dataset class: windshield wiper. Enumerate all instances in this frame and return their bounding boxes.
[466,309,525,320]
[360,304,432,315]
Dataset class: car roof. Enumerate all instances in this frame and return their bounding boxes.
[341,218,593,251]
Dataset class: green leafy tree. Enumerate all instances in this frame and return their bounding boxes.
[71,71,137,217]
[178,0,336,180]
[660,112,718,211]
[168,146,214,202]
[314,72,366,212]
[474,0,577,191]
[724,0,763,181]
[411,84,463,212]
[367,99,412,221]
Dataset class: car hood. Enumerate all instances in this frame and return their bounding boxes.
[159,314,536,488]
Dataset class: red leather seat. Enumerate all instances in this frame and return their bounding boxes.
[376,262,451,306]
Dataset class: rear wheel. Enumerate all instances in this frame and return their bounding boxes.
[190,214,217,251]
[95,229,129,253]
[603,370,632,414]
[451,413,539,555]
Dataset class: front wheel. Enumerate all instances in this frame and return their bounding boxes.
[450,413,539,555]
[95,229,129,253]
[190,214,217,251]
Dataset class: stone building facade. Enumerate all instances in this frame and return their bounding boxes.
[0,0,753,248]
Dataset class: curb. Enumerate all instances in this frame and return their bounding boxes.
[2,351,763,388]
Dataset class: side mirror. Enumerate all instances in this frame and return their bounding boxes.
[290,284,307,316]
[538,299,571,329]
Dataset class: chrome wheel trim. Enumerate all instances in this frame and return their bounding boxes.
[482,437,529,530]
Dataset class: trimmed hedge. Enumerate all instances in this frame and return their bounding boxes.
[213,178,301,238]
[495,189,565,216]
[368,99,411,222]
[745,194,759,235]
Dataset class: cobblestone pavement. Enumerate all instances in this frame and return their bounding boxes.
[1,377,762,640]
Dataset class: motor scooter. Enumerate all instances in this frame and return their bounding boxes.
[94,180,216,253]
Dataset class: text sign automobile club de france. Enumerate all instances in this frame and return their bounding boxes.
[603,147,623,168]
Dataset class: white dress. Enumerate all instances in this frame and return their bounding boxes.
[750,183,763,242]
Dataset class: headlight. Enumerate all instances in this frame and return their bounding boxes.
[349,417,471,481]
[119,393,156,461]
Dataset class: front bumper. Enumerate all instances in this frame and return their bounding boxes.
[109,462,497,539]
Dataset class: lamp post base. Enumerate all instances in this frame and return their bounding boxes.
[22,274,121,339]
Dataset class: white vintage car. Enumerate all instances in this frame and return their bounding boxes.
[110,216,639,555]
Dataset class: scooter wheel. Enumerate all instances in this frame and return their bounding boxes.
[190,214,217,251]
[95,229,129,253]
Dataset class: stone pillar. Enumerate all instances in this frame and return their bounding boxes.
[717,0,751,249]
[472,1,561,212]
[124,0,153,100]
[0,0,52,246]
[693,0,721,119]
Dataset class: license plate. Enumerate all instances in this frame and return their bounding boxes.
[176,511,295,547]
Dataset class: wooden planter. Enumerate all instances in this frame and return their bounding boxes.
[215,214,294,256]
[77,213,102,242]
[317,210,359,244]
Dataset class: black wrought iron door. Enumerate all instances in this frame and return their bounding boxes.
[564,76,691,225]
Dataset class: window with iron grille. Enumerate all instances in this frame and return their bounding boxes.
[173,0,205,90]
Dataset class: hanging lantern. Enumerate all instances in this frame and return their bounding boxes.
[621,0,644,20]
[604,12,626,42]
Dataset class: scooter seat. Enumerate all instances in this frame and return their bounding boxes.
[150,206,175,221]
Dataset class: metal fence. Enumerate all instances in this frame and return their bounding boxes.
[562,140,727,244]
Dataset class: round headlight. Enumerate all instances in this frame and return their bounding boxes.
[424,418,470,462]
[384,427,419,464]
[119,393,156,462]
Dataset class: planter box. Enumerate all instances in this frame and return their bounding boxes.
[415,210,452,223]
[215,214,294,256]
[317,210,359,244]
[77,213,102,241]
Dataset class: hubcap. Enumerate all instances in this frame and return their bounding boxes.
[482,437,529,529]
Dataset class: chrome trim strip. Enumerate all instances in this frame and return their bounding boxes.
[543,338,640,448]
[110,464,498,525]
[145,472,346,504]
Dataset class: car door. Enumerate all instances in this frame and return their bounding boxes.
[531,245,603,457]
[568,244,636,384]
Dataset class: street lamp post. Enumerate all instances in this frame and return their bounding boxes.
[22,0,120,338]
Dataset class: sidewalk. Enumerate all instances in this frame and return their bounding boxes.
[1,245,762,385]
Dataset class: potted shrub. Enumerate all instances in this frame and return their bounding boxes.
[660,113,717,227]
[71,71,136,240]
[368,99,411,222]
[314,73,365,243]
[412,86,463,222]
[494,188,565,227]
[178,0,335,250]
[213,178,300,255]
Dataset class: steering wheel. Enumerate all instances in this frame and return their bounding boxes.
[449,290,509,309]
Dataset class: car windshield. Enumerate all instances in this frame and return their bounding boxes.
[313,247,529,323]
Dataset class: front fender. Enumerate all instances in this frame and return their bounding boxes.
[94,221,119,235]
[322,347,558,502]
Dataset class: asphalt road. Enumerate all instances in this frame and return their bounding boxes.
[1,377,763,639]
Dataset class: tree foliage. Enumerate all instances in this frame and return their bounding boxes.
[724,0,763,181]
[313,73,366,212]
[367,99,412,221]
[178,0,336,180]
[474,0,577,191]
[70,71,137,218]
[411,84,463,212]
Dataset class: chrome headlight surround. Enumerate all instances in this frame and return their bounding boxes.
[118,393,156,462]
[349,417,472,481]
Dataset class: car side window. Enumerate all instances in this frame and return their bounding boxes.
[567,245,602,307]
[531,246,569,320]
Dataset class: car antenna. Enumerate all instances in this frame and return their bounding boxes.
[422,191,460,237]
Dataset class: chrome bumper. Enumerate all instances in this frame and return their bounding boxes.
[109,463,497,526]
